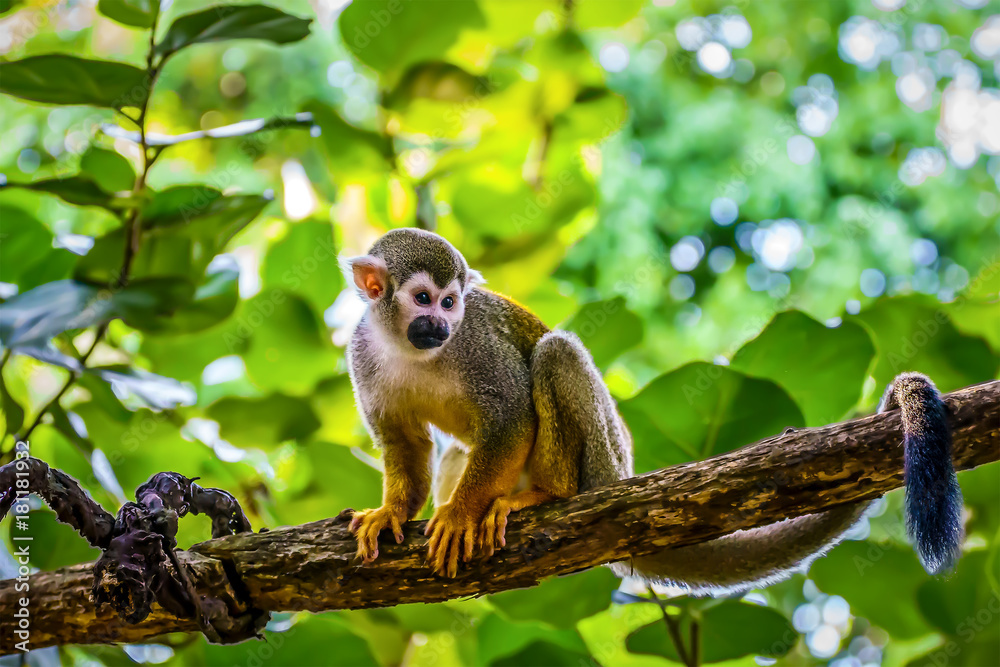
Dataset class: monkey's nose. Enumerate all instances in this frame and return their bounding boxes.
[407,316,449,349]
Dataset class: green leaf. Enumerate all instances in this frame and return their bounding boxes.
[75,187,269,285]
[3,510,101,570]
[3,176,115,208]
[810,540,934,639]
[493,640,594,667]
[626,600,798,663]
[15,248,77,292]
[303,101,393,180]
[489,567,618,629]
[477,613,591,666]
[730,311,875,426]
[142,186,270,237]
[97,0,159,28]
[261,221,341,318]
[0,56,148,108]
[199,614,378,667]
[89,365,196,409]
[385,61,489,109]
[0,206,52,284]
[563,296,643,369]
[619,362,804,472]
[112,277,196,327]
[0,279,195,348]
[854,296,999,396]
[0,363,25,438]
[129,263,239,333]
[155,4,312,56]
[0,280,116,346]
[339,0,486,82]
[1,1,22,16]
[80,146,136,194]
[207,393,321,448]
[916,551,998,639]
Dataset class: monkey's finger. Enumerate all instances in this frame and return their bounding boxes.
[424,516,437,536]
[479,514,494,555]
[496,511,509,548]
[463,527,475,562]
[447,532,461,578]
[427,525,443,561]
[349,512,367,533]
[361,522,384,562]
[431,530,450,575]
[391,515,404,544]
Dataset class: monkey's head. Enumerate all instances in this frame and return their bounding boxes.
[343,228,483,355]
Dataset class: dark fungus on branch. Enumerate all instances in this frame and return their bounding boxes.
[0,458,264,644]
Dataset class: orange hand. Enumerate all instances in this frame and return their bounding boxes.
[349,505,406,563]
[478,496,512,557]
[424,502,478,577]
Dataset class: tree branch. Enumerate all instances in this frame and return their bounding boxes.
[2,381,997,653]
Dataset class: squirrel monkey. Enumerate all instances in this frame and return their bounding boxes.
[344,228,963,588]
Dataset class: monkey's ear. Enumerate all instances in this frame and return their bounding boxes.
[464,268,485,292]
[342,255,389,302]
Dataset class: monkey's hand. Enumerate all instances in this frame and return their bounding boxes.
[349,505,406,563]
[478,489,556,557]
[479,496,512,558]
[425,502,479,577]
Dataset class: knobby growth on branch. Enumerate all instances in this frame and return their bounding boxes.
[1,381,997,654]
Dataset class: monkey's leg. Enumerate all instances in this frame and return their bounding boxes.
[475,332,636,554]
[425,422,532,577]
[432,440,469,508]
[350,421,433,563]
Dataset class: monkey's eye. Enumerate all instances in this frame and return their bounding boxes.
[442,296,455,310]
[415,291,431,305]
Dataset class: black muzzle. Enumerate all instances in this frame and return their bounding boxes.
[407,315,449,349]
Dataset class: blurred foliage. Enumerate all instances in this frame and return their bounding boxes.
[0,0,999,666]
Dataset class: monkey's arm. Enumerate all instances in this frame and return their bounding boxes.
[425,418,533,577]
[350,420,433,562]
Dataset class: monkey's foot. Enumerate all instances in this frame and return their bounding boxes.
[425,503,478,577]
[479,489,558,557]
[349,505,406,563]
[479,497,512,557]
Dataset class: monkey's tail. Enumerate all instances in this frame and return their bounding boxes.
[603,372,962,595]
[881,372,963,575]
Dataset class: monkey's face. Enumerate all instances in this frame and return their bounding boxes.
[394,271,465,351]
[344,231,483,357]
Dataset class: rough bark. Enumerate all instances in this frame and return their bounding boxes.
[2,381,998,653]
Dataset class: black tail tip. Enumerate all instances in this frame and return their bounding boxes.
[908,481,964,576]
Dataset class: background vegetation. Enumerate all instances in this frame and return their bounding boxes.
[0,0,998,665]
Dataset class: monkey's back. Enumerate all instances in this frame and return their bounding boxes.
[458,288,549,362]
[438,288,550,438]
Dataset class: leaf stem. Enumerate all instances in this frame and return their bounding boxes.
[15,325,106,445]
[689,619,701,666]
[648,586,695,667]
[11,10,165,452]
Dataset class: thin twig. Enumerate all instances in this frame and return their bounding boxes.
[11,10,164,451]
[648,585,693,667]
[100,113,316,147]
[16,325,105,444]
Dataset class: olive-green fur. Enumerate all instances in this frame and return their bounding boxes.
[369,228,469,291]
